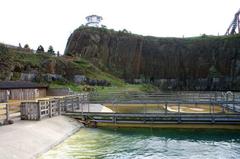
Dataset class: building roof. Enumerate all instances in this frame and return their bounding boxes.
[0,81,48,89]
[86,15,103,20]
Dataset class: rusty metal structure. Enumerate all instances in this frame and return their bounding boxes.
[63,91,240,128]
[225,9,240,35]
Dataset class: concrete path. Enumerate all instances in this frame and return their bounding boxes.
[78,104,113,112]
[0,116,83,159]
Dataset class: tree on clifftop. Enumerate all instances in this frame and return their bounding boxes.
[47,45,55,55]
[0,43,8,54]
[24,44,30,49]
[36,45,44,53]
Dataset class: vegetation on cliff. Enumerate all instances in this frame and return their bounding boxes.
[0,43,156,95]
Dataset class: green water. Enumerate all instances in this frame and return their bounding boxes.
[40,128,240,159]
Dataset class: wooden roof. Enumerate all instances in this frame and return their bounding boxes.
[0,81,48,89]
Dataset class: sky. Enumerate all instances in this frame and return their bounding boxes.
[0,0,239,54]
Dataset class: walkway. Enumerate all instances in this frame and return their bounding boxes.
[0,116,82,159]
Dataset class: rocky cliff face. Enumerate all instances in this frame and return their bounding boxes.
[65,27,240,91]
[65,28,143,79]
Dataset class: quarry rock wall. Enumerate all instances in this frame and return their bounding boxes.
[65,27,240,91]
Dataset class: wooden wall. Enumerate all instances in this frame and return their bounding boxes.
[0,88,47,101]
[39,89,46,98]
[0,90,7,102]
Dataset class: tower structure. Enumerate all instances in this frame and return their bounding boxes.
[225,9,240,35]
[85,15,103,27]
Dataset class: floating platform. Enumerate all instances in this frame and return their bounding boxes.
[63,111,240,129]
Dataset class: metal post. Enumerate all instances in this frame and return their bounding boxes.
[87,99,90,113]
[38,101,41,120]
[76,96,79,110]
[5,103,9,122]
[178,103,180,114]
[143,102,146,123]
[144,103,146,114]
[114,98,117,126]
[76,97,78,110]
[81,98,83,115]
[112,101,115,113]
[214,92,217,102]
[81,94,84,115]
[209,102,211,114]
[222,104,225,113]
[165,103,168,114]
[49,100,52,118]
[58,99,61,115]
[226,93,229,112]
[226,93,229,102]
[112,116,115,123]
[71,97,74,112]
[233,93,235,111]
[212,103,215,114]
[64,99,67,112]
[178,103,181,123]
[211,103,215,123]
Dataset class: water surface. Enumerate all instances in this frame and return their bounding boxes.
[40,128,240,159]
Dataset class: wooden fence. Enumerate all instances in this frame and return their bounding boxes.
[20,93,88,121]
[0,103,7,125]
[0,93,88,124]
[0,101,21,125]
[0,89,47,101]
[0,91,7,102]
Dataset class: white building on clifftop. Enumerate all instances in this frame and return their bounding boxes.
[85,15,103,27]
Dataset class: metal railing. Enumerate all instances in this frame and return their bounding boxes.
[63,91,240,126]
[90,91,239,103]
[79,91,240,115]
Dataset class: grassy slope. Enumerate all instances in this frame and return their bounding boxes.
[8,50,156,95]
[47,58,157,96]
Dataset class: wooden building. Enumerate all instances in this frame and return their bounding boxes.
[0,81,48,102]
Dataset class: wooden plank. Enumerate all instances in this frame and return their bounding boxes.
[0,103,6,122]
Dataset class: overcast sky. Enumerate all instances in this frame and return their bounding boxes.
[0,0,239,53]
